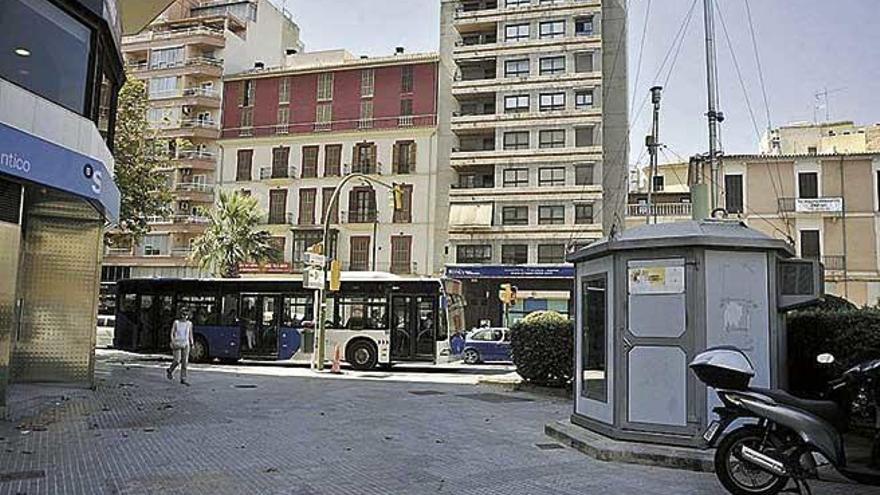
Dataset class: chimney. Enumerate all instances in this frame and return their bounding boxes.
[285,48,298,55]
[254,61,265,69]
[360,55,369,60]
[395,46,405,55]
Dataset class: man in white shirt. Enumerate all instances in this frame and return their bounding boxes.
[166,310,194,385]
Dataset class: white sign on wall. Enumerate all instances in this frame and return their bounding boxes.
[628,264,685,295]
[796,197,842,213]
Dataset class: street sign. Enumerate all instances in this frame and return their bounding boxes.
[303,266,325,290]
[304,252,326,267]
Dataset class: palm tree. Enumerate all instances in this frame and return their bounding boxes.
[191,190,280,278]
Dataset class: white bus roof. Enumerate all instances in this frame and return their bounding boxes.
[124,272,443,283]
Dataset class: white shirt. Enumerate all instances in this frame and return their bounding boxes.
[171,319,193,348]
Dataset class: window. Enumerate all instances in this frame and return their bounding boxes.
[316,102,332,126]
[575,203,594,224]
[807,146,818,155]
[505,59,529,78]
[502,206,529,225]
[276,106,290,127]
[240,107,253,130]
[301,146,319,178]
[575,89,594,109]
[457,245,492,264]
[349,237,371,271]
[272,147,290,178]
[400,99,413,117]
[150,47,184,69]
[298,188,316,225]
[361,69,375,97]
[506,0,530,6]
[539,56,565,76]
[240,80,255,106]
[322,187,338,224]
[538,205,565,224]
[348,187,376,223]
[269,236,286,257]
[582,275,607,401]
[505,23,530,41]
[575,16,594,36]
[539,167,565,186]
[282,295,314,327]
[501,245,528,264]
[268,189,288,224]
[394,141,416,174]
[401,65,414,93]
[503,95,529,114]
[537,244,565,263]
[278,77,291,103]
[292,230,337,270]
[317,73,333,101]
[458,173,494,189]
[141,234,167,256]
[539,21,565,39]
[177,295,218,326]
[575,52,594,73]
[800,230,820,260]
[359,100,374,127]
[503,131,530,150]
[503,168,529,187]
[652,175,664,192]
[324,144,342,176]
[390,236,412,274]
[393,184,413,223]
[575,164,595,185]
[236,149,253,181]
[353,143,377,174]
[149,76,179,98]
[724,174,744,214]
[334,295,386,329]
[0,0,92,113]
[539,129,566,148]
[798,172,819,199]
[539,93,565,111]
[575,126,594,147]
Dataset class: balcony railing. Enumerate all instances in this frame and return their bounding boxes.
[627,202,692,218]
[125,26,224,44]
[264,213,294,225]
[171,247,194,257]
[149,88,220,100]
[221,114,437,138]
[260,166,297,180]
[175,182,215,194]
[127,57,223,72]
[346,261,420,275]
[455,0,498,16]
[778,197,844,214]
[176,149,216,160]
[822,255,846,271]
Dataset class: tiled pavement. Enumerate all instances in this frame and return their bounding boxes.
[1,354,878,495]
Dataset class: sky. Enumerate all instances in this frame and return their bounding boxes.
[280,0,880,165]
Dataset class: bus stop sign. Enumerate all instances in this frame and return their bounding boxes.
[304,266,325,289]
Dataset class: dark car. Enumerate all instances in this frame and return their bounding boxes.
[462,327,511,364]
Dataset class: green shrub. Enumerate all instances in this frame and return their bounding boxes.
[787,307,880,397]
[510,311,573,388]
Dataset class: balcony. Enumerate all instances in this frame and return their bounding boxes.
[149,87,221,108]
[152,118,221,139]
[627,202,692,218]
[823,255,846,271]
[777,197,843,215]
[346,261,420,275]
[145,215,211,227]
[123,26,226,51]
[457,61,497,82]
[455,0,498,16]
[221,114,438,139]
[259,166,297,180]
[457,32,498,47]
[127,57,223,77]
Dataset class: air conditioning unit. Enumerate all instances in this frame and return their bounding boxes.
[777,258,823,310]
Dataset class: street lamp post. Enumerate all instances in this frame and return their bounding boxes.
[312,173,403,371]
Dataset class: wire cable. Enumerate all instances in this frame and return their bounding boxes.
[744,0,772,129]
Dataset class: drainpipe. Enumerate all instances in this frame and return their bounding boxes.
[839,155,848,299]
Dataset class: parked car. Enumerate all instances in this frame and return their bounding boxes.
[462,327,511,364]
[96,314,115,349]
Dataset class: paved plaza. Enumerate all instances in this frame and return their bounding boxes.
[0,352,876,495]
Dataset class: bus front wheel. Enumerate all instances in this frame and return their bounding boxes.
[346,340,378,371]
[189,336,209,363]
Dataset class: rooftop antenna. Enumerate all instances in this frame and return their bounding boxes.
[813,87,846,123]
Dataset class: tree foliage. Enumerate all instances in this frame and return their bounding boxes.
[510,311,574,388]
[191,190,280,278]
[110,77,172,244]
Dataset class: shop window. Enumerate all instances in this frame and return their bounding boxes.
[457,245,492,264]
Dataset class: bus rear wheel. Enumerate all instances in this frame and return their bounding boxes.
[346,340,378,371]
[189,336,209,363]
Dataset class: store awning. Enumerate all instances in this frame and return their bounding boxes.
[449,203,493,228]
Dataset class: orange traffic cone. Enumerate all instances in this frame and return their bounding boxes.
[330,343,342,374]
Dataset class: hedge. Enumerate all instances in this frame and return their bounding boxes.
[510,311,573,388]
[787,306,880,397]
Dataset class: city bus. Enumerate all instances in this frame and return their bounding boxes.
[113,273,467,370]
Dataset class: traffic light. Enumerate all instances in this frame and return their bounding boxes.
[500,284,512,305]
[329,259,342,291]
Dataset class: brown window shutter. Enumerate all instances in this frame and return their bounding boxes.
[370,144,377,172]
[348,188,357,223]
[408,142,417,170]
[392,143,400,174]
[238,81,245,106]
[352,145,359,172]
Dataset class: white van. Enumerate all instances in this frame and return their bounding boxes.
[96,314,115,348]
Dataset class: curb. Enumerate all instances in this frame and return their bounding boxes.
[545,420,715,473]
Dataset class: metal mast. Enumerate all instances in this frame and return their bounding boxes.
[645,86,663,224]
[703,0,721,211]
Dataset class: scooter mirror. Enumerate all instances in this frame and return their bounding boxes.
[817,353,835,365]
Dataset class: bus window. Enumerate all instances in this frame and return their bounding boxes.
[417,299,435,356]
[221,294,239,325]
[282,296,312,327]
[178,295,219,326]
[337,296,387,330]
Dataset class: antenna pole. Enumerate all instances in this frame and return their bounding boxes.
[703,0,721,212]
[645,86,663,224]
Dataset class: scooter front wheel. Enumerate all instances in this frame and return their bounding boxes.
[715,426,790,495]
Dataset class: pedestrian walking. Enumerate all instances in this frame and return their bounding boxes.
[166,309,193,385]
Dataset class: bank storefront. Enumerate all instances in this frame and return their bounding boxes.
[0,0,128,414]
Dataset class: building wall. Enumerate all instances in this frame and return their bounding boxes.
[220,0,303,74]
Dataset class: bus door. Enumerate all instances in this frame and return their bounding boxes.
[391,295,437,362]
[240,294,280,358]
[279,295,312,360]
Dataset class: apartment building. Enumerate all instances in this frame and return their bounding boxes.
[218,50,447,276]
[438,0,628,327]
[761,120,880,155]
[633,151,880,307]
[103,0,302,280]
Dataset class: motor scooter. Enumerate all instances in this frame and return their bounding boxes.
[690,346,880,495]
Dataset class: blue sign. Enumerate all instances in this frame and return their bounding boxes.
[0,122,120,221]
[445,265,575,279]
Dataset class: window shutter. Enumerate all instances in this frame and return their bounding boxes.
[392,143,400,173]
[238,81,245,106]
[348,189,357,223]
[370,144,377,172]
[408,142,417,171]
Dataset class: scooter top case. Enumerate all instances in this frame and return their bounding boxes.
[690,346,755,391]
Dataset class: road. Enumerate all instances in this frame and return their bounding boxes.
[0,351,876,494]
